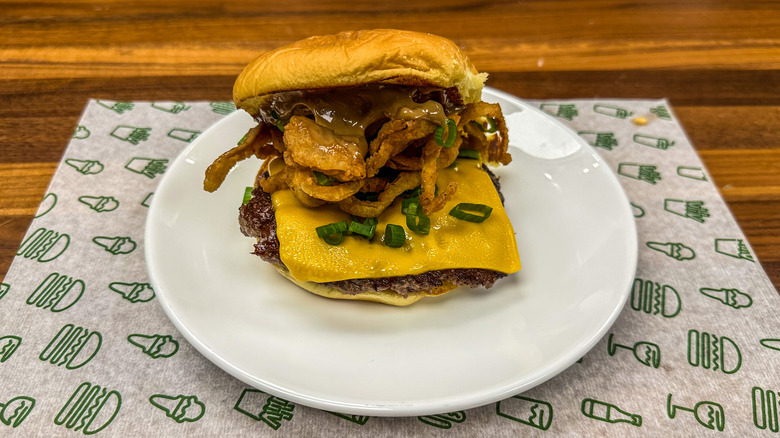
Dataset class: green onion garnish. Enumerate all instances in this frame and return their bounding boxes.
[472,117,498,134]
[434,118,457,148]
[348,217,378,239]
[401,196,419,215]
[458,149,481,160]
[275,119,287,132]
[384,224,406,248]
[449,203,493,223]
[313,171,337,186]
[242,186,253,205]
[316,221,348,245]
[405,202,431,235]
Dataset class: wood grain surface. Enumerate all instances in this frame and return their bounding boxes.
[1,0,778,289]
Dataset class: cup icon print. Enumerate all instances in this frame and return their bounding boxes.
[593,104,633,119]
[581,398,641,426]
[667,393,724,431]
[0,283,9,301]
[109,282,155,303]
[125,157,167,178]
[607,334,661,368]
[17,227,70,262]
[93,236,136,255]
[0,336,21,363]
[650,105,672,120]
[752,387,780,431]
[618,163,661,184]
[167,128,200,142]
[149,394,205,423]
[630,278,681,318]
[664,199,709,223]
[700,287,752,309]
[646,241,695,261]
[35,193,58,218]
[65,159,104,175]
[40,324,102,369]
[110,125,151,145]
[127,334,178,358]
[496,395,553,430]
[55,382,121,435]
[677,166,707,181]
[540,103,578,120]
[210,101,236,115]
[96,100,133,114]
[151,101,190,114]
[714,238,754,262]
[78,196,119,213]
[418,412,466,429]
[0,396,35,428]
[28,272,84,312]
[633,133,675,150]
[327,412,370,425]
[687,329,742,374]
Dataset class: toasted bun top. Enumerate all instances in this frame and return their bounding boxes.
[233,29,488,115]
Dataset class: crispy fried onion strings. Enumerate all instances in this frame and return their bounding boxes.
[365,119,436,177]
[204,124,278,192]
[338,172,422,217]
[458,102,511,165]
[287,165,363,202]
[420,136,458,215]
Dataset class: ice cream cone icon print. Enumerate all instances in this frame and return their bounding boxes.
[149,394,205,423]
[646,241,695,261]
[109,281,155,303]
[687,329,742,374]
[93,236,136,255]
[127,334,178,358]
[496,395,553,430]
[607,333,661,368]
[78,196,119,213]
[667,393,725,431]
[630,278,682,318]
[55,382,121,435]
[0,335,22,363]
[40,324,102,370]
[65,158,104,175]
[700,287,752,309]
[0,396,35,428]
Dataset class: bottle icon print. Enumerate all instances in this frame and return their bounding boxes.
[630,278,681,318]
[127,334,178,358]
[577,131,618,151]
[151,101,190,114]
[93,236,136,255]
[0,396,35,428]
[109,282,155,303]
[540,103,578,120]
[618,163,661,184]
[664,199,709,223]
[714,238,754,262]
[646,241,695,261]
[752,387,779,431]
[40,324,102,369]
[418,412,466,429]
[125,157,167,178]
[149,394,205,423]
[167,128,200,143]
[65,159,104,175]
[55,382,121,435]
[593,104,633,119]
[581,398,641,426]
[700,287,752,309]
[27,272,84,312]
[78,196,119,213]
[607,334,661,368]
[667,393,724,431]
[687,329,742,374]
[110,125,151,145]
[210,101,236,115]
[17,227,70,262]
[633,133,675,150]
[496,395,553,430]
[0,335,21,363]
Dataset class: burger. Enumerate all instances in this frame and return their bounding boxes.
[203,29,521,306]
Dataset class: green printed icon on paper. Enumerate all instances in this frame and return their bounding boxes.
[141,192,154,207]
[630,202,645,218]
[328,412,369,425]
[618,163,661,184]
[79,196,119,213]
[65,158,104,175]
[760,339,780,352]
[687,329,742,374]
[0,396,35,428]
[55,381,121,435]
[646,241,695,261]
[17,227,70,262]
[578,131,618,150]
[677,166,707,181]
[540,103,578,120]
[664,199,709,223]
[650,105,672,120]
[418,412,466,429]
[0,336,21,363]
[127,334,178,358]
[630,277,681,318]
[28,272,84,312]
[582,398,641,427]
[35,193,58,218]
[593,104,633,119]
[633,133,675,150]
[210,101,236,115]
[93,236,136,255]
[496,395,553,430]
[700,287,752,309]
[715,238,754,262]
[0,283,8,301]
[667,393,724,431]
[234,388,295,430]
[111,125,151,145]
[40,324,102,370]
[96,100,133,114]
[752,387,779,431]
[125,157,168,178]
[109,282,155,303]
[607,333,661,368]
[168,128,201,143]
[149,394,205,423]
[73,125,90,139]
[151,101,190,114]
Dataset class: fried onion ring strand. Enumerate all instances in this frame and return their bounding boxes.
[204,124,273,192]
[338,172,422,217]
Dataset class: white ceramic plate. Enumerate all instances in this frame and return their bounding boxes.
[145,88,637,416]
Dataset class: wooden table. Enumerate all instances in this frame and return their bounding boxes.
[1,1,778,290]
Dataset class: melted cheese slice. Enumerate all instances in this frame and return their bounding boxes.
[273,159,521,283]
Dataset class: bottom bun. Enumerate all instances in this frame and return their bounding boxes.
[273,266,457,306]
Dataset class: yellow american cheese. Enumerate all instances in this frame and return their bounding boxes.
[272,159,521,283]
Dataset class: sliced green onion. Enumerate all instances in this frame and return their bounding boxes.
[275,119,287,132]
[401,196,419,215]
[384,224,406,248]
[434,118,457,148]
[458,149,481,160]
[316,221,348,245]
[472,117,498,134]
[348,217,378,239]
[405,202,431,235]
[242,186,253,205]
[449,203,493,223]
[313,171,337,186]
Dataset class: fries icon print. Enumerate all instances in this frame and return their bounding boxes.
[418,412,466,429]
